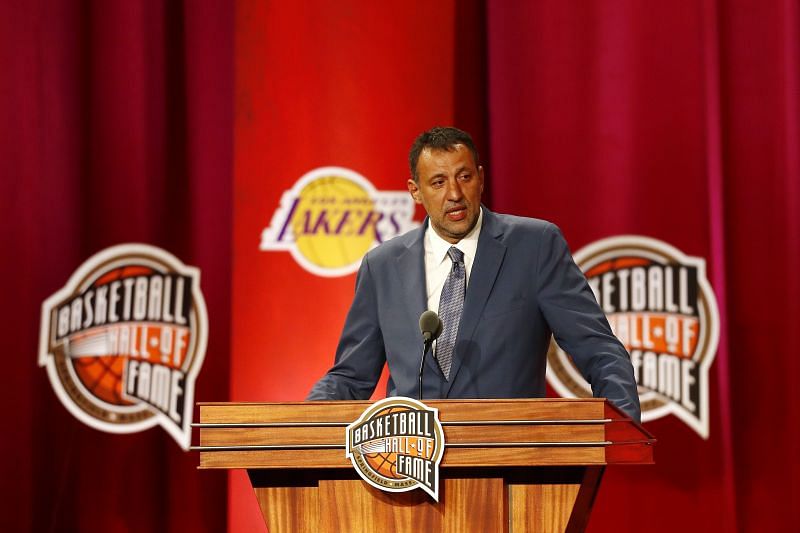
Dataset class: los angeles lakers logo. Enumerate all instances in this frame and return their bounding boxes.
[260,167,417,277]
[38,244,208,449]
[346,397,445,500]
[547,236,719,438]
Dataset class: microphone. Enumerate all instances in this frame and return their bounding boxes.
[419,310,443,343]
[418,310,443,400]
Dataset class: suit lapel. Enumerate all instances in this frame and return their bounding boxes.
[395,223,428,340]
[444,209,507,396]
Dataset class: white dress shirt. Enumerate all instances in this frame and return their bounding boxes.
[424,207,483,314]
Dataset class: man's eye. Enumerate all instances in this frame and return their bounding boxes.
[458,173,471,181]
[432,180,444,187]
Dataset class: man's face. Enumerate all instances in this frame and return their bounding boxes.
[407,144,484,244]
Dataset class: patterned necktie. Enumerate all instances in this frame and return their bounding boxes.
[437,246,465,380]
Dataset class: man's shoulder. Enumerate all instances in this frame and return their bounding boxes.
[363,224,422,264]
[487,210,559,238]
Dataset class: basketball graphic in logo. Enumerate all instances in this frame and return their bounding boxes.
[38,244,208,449]
[361,405,415,479]
[546,236,719,438]
[346,397,445,500]
[260,167,418,277]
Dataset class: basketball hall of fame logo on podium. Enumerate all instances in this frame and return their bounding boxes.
[260,167,418,277]
[346,397,445,500]
[546,236,720,439]
[38,244,208,450]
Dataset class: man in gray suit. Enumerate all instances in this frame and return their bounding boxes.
[307,127,641,422]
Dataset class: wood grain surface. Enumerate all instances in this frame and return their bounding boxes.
[197,400,655,532]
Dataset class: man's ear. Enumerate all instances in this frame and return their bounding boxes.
[478,165,485,194]
[407,178,423,204]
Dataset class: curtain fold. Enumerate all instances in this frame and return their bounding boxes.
[720,0,800,529]
[1,1,232,531]
[487,0,799,530]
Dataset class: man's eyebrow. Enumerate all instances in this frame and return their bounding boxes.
[428,166,470,181]
[427,171,448,180]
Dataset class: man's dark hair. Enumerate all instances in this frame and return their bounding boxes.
[408,126,480,182]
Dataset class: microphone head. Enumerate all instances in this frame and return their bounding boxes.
[419,310,443,342]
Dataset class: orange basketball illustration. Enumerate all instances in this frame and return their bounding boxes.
[72,353,129,404]
[69,265,156,406]
[361,405,411,479]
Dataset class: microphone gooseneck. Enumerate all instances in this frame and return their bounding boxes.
[418,310,443,400]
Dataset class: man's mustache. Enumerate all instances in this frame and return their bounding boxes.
[444,202,467,213]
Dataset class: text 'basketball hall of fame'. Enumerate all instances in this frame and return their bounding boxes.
[38,244,208,449]
[346,397,445,500]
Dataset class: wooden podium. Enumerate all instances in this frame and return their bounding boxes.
[195,398,653,533]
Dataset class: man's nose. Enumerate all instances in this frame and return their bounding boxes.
[445,178,463,200]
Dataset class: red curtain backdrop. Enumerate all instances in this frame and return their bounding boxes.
[4,0,799,532]
[487,1,799,531]
[1,1,232,531]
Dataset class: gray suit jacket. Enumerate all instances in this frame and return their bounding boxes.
[307,208,641,421]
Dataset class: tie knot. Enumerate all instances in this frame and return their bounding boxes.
[447,246,464,264]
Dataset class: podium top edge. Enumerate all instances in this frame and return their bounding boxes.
[196,398,607,406]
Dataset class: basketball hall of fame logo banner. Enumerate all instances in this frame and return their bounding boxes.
[547,236,720,438]
[260,167,418,277]
[38,244,208,450]
[346,397,445,500]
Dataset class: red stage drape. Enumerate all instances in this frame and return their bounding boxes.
[1,1,232,531]
[4,0,799,531]
[487,1,799,531]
